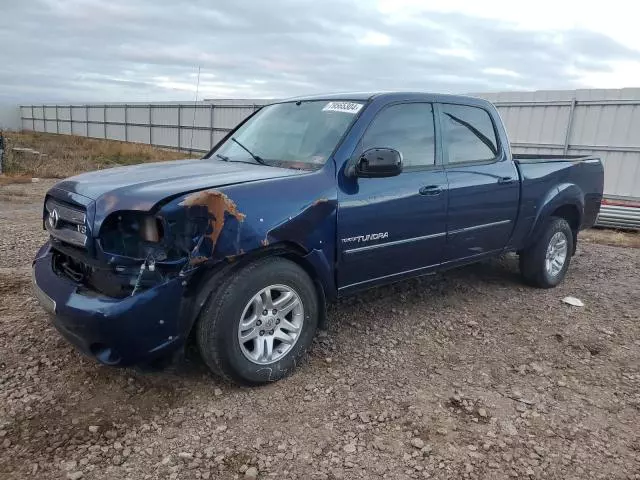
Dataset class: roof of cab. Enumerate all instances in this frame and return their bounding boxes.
[278,91,493,107]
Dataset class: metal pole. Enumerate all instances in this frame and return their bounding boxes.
[55,105,59,134]
[563,97,577,155]
[85,105,89,137]
[69,105,74,134]
[103,105,107,139]
[149,104,153,145]
[124,105,128,142]
[210,103,214,149]
[177,105,182,150]
[31,106,35,131]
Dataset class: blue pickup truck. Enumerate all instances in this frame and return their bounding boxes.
[33,92,604,384]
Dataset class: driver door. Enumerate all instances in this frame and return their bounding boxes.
[336,102,448,293]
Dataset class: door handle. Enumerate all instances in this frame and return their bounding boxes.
[497,176,515,185]
[419,185,443,196]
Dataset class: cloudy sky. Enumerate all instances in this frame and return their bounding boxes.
[2,0,640,102]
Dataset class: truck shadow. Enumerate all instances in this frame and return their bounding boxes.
[174,253,524,377]
[333,253,523,307]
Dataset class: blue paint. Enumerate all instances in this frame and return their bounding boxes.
[32,92,604,367]
[33,243,186,365]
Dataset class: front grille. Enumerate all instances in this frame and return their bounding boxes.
[45,198,88,248]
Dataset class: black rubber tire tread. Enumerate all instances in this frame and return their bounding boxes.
[519,216,574,289]
[196,256,318,385]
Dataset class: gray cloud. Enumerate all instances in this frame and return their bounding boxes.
[1,0,639,102]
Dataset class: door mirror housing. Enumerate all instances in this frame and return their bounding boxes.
[354,148,403,178]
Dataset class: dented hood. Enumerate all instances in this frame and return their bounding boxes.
[53,158,306,212]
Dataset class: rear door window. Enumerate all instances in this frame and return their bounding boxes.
[440,104,498,164]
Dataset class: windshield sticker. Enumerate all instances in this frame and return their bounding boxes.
[322,101,363,114]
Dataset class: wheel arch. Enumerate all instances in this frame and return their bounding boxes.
[181,242,330,344]
[524,183,584,253]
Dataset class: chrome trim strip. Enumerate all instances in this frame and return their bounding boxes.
[45,222,88,248]
[343,231,446,254]
[45,198,86,225]
[340,262,439,290]
[448,219,511,235]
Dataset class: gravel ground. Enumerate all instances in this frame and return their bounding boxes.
[1,180,639,480]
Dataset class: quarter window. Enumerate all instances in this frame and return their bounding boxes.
[441,104,498,163]
[362,103,436,168]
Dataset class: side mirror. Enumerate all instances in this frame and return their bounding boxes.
[354,148,403,178]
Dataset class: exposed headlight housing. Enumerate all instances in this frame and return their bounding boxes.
[99,211,165,259]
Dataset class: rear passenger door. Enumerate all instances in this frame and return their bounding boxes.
[437,103,520,263]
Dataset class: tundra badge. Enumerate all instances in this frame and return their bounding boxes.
[341,232,389,244]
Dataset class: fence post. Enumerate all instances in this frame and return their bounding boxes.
[124,105,128,142]
[85,105,89,137]
[31,105,35,131]
[103,105,107,139]
[55,105,59,134]
[69,105,73,134]
[210,103,214,149]
[149,104,153,145]
[177,105,182,150]
[563,97,577,155]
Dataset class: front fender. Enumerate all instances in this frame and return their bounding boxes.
[158,168,338,294]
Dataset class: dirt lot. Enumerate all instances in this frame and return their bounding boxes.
[1,179,639,480]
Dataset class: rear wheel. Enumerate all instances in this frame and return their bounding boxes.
[196,257,318,385]
[519,217,574,288]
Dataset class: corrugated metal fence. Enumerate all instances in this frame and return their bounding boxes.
[476,89,640,201]
[19,100,270,153]
[0,103,21,130]
[20,89,640,201]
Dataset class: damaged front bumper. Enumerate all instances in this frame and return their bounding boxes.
[32,242,189,366]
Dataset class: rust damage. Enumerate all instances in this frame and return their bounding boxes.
[179,190,246,253]
[188,255,209,266]
[311,198,329,207]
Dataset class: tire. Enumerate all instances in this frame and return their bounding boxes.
[196,257,319,385]
[519,216,574,288]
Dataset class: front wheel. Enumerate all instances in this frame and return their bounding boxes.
[519,217,574,288]
[196,257,319,385]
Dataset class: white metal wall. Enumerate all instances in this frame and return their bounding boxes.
[475,88,640,200]
[0,103,21,130]
[19,101,270,154]
[19,89,640,200]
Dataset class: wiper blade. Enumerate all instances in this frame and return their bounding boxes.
[231,137,268,166]
[215,153,230,161]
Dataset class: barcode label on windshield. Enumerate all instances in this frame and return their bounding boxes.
[322,102,363,114]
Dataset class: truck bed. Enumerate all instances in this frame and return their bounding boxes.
[507,154,604,250]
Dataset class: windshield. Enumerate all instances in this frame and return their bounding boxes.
[209,100,363,169]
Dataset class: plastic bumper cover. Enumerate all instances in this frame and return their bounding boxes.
[32,243,187,366]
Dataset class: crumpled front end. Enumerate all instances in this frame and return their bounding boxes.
[32,188,198,366]
[32,167,337,366]
[32,242,187,365]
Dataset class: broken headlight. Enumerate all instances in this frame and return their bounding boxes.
[99,211,167,260]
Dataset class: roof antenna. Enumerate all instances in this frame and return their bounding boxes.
[189,65,201,155]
